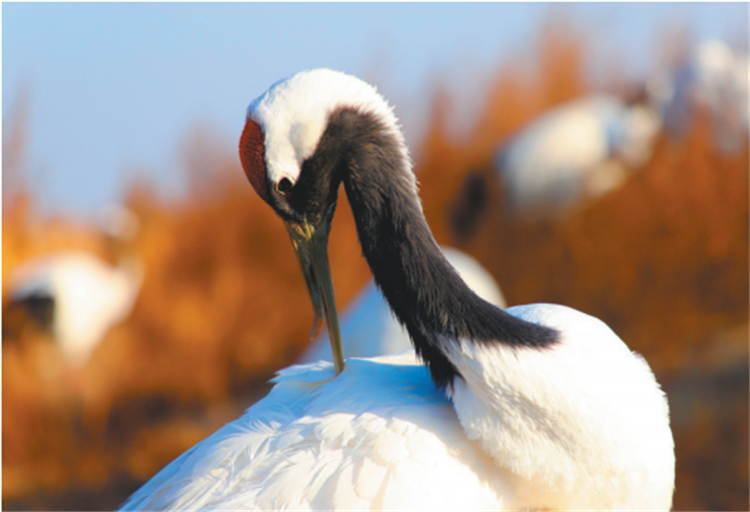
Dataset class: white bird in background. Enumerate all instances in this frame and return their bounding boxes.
[648,38,749,151]
[298,246,506,364]
[5,205,144,367]
[120,69,675,511]
[495,94,662,219]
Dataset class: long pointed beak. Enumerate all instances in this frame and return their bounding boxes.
[285,218,345,375]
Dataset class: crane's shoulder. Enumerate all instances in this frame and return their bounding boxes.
[446,303,674,509]
[119,356,507,511]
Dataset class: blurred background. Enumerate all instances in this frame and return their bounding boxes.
[2,3,748,510]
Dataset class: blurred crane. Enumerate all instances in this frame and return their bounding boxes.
[494,94,662,219]
[648,38,749,152]
[297,246,506,364]
[4,205,144,367]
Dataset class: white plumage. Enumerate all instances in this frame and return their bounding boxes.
[7,250,143,367]
[121,306,673,511]
[445,304,674,509]
[120,69,675,511]
[649,38,748,150]
[495,94,661,218]
[298,246,506,364]
[118,352,506,511]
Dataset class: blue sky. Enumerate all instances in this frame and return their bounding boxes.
[3,2,748,220]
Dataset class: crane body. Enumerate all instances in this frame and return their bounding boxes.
[120,69,674,511]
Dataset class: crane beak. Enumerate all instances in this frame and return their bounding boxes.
[284,218,345,375]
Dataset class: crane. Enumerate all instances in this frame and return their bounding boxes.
[5,205,143,367]
[120,69,674,511]
[495,94,661,219]
[648,38,748,152]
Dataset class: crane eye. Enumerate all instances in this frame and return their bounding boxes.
[278,178,293,193]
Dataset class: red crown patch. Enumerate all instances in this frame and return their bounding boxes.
[239,119,271,204]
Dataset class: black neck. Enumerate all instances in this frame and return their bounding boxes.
[322,108,558,389]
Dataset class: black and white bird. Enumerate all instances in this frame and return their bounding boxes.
[120,69,675,511]
[495,94,662,219]
[5,206,143,367]
[648,38,748,152]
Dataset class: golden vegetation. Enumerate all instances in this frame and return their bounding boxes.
[3,27,748,510]
[3,156,372,510]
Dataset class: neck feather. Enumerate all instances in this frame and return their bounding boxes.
[322,108,558,388]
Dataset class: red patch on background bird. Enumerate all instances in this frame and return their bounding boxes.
[239,119,271,204]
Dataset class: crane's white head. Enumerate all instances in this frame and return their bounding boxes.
[240,69,401,204]
[239,69,405,376]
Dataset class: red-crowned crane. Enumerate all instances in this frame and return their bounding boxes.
[495,94,662,219]
[119,69,675,511]
[648,38,748,152]
[5,205,143,367]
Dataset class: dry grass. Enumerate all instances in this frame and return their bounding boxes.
[3,26,748,511]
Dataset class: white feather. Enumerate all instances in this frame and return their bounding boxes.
[121,305,673,511]
[120,353,514,511]
[248,68,414,195]
[7,250,143,366]
[648,39,748,150]
[447,304,675,510]
[496,95,661,217]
